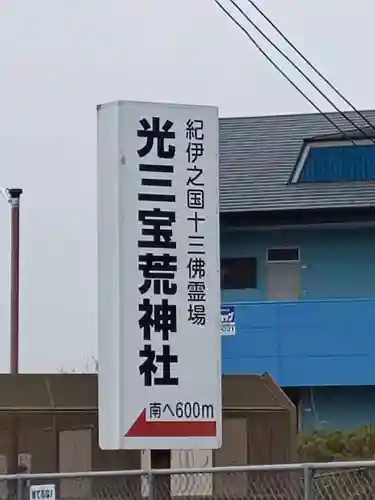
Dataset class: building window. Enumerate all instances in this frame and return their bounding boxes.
[221,257,257,289]
[267,247,300,263]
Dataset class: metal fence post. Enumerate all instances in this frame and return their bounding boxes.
[16,477,23,500]
[303,465,314,500]
[148,471,153,500]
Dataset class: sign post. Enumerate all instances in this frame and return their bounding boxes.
[97,100,221,487]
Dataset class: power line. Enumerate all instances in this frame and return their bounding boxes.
[225,0,375,144]
[246,0,375,136]
[212,0,357,144]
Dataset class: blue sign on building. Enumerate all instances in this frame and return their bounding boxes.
[221,306,236,336]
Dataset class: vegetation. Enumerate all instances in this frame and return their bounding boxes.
[299,426,375,461]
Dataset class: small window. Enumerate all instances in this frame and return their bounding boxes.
[221,257,257,289]
[267,247,300,263]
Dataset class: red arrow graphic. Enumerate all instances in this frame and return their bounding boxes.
[125,409,217,437]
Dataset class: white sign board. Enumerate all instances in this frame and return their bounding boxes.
[30,485,55,500]
[97,100,221,450]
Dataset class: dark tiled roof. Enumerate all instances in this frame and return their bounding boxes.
[219,109,375,212]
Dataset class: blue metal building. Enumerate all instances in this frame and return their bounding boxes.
[219,109,375,431]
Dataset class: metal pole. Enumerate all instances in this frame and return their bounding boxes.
[8,188,22,375]
[151,450,171,500]
[303,465,314,500]
[5,188,22,484]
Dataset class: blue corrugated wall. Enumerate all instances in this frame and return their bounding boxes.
[221,226,375,429]
[222,299,375,386]
[298,144,375,182]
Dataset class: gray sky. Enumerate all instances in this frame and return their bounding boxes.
[0,0,373,372]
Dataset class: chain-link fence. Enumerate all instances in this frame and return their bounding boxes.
[2,460,375,500]
[0,470,147,500]
[149,461,375,500]
[311,463,375,500]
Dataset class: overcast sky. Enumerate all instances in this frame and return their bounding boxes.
[0,0,373,372]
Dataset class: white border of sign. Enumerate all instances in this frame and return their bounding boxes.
[97,100,221,450]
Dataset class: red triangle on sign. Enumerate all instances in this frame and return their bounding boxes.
[125,409,217,437]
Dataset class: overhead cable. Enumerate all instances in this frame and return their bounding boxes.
[246,0,375,136]
[225,0,375,144]
[212,0,357,145]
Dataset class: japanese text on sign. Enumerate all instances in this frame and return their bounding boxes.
[30,486,56,500]
[137,117,179,388]
[185,119,207,327]
[148,401,214,419]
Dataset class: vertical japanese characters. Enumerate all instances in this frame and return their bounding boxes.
[136,117,179,387]
[185,119,206,327]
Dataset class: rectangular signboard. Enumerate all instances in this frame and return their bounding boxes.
[97,100,221,450]
[30,485,55,500]
[221,306,236,335]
